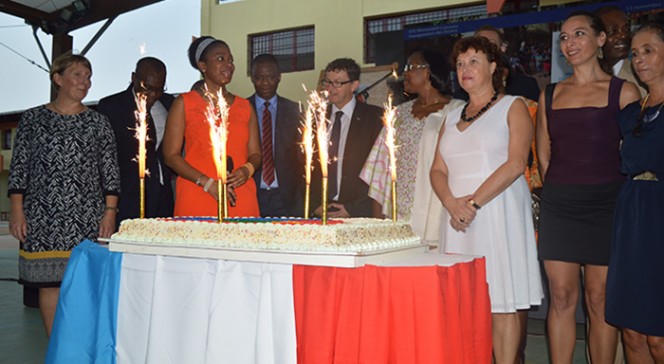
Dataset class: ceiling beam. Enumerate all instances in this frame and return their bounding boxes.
[0,0,163,34]
[63,0,162,32]
[0,0,55,25]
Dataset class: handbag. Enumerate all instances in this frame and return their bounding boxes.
[523,97,544,233]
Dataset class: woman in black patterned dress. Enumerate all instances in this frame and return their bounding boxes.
[8,53,120,337]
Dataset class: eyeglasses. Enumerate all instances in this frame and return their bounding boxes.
[403,64,428,72]
[320,79,353,88]
[138,83,167,94]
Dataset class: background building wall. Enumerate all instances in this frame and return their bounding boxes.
[201,0,471,103]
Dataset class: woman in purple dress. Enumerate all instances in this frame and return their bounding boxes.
[536,12,640,363]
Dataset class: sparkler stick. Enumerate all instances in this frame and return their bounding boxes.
[382,96,398,221]
[301,103,314,218]
[134,91,148,219]
[204,85,230,222]
[312,91,330,224]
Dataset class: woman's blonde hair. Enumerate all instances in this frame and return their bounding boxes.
[50,53,92,92]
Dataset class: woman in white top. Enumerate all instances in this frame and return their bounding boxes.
[361,48,463,243]
[431,36,542,363]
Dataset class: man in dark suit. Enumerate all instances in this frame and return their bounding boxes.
[476,26,540,100]
[248,54,304,217]
[454,25,540,102]
[312,58,383,218]
[97,57,174,227]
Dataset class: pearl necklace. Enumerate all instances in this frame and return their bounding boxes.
[460,92,499,123]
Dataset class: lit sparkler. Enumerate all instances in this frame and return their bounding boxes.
[134,91,149,218]
[301,99,314,219]
[311,90,330,224]
[382,96,398,221]
[204,85,230,222]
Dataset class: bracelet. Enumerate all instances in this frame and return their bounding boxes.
[469,199,482,210]
[203,177,215,193]
[104,206,119,213]
[195,175,205,186]
[242,162,255,178]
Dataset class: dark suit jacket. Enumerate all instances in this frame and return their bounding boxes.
[248,94,305,217]
[505,72,540,102]
[311,100,383,217]
[97,86,175,226]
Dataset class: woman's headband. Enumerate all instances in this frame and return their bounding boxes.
[195,38,217,63]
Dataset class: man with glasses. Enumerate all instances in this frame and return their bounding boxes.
[312,58,383,218]
[98,57,175,227]
[248,54,304,217]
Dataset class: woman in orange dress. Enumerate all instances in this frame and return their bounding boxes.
[163,36,261,217]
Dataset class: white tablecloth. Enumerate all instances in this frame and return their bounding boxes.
[46,241,483,363]
[117,254,296,364]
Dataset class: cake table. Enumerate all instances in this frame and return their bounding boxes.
[46,240,492,364]
[108,238,429,267]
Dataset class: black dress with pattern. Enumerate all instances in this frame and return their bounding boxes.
[8,106,120,287]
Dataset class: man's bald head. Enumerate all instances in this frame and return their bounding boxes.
[135,57,166,75]
[474,25,505,52]
[132,57,167,108]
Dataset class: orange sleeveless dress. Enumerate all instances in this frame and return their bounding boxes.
[174,91,259,217]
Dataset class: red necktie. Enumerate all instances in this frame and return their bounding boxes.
[261,101,275,186]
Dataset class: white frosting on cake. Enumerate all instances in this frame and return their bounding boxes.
[112,218,421,253]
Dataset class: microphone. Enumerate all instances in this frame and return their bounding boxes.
[226,156,236,207]
[354,62,399,103]
[226,156,234,174]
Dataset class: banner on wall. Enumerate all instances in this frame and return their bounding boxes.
[550,31,573,83]
[404,0,664,40]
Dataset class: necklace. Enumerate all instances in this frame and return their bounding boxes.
[415,98,441,108]
[643,104,664,123]
[640,94,664,124]
[460,91,499,123]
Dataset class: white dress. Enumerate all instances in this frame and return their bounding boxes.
[439,95,543,313]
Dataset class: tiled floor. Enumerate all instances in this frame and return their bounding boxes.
[0,225,588,364]
[0,233,48,364]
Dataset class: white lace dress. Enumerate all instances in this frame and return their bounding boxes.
[361,99,464,243]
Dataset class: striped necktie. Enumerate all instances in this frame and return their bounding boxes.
[261,101,275,186]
